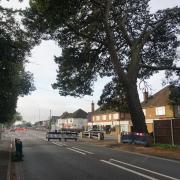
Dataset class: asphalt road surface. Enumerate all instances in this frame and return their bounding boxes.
[5,130,180,180]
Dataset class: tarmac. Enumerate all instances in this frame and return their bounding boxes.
[80,135,180,162]
[0,132,180,180]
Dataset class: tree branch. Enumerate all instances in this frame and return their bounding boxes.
[140,7,180,46]
[141,64,180,71]
[64,22,104,44]
[116,12,132,47]
[102,0,127,82]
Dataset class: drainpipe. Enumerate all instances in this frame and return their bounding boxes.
[118,112,121,143]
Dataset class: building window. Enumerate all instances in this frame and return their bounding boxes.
[92,116,95,121]
[96,116,100,121]
[113,113,119,120]
[109,114,112,120]
[143,109,146,116]
[102,115,106,120]
[156,106,165,116]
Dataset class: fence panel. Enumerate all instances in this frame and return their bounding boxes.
[173,119,180,145]
[154,120,172,144]
[154,119,180,145]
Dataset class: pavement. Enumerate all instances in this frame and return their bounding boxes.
[0,133,11,180]
[0,131,180,179]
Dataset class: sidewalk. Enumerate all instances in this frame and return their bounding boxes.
[80,136,180,161]
[0,133,11,180]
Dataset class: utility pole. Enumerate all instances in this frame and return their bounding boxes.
[38,109,40,121]
[49,109,52,131]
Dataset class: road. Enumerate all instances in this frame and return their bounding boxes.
[5,130,180,180]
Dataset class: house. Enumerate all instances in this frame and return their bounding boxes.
[141,85,180,133]
[56,109,88,130]
[91,102,131,133]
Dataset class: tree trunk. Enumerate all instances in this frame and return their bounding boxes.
[124,81,148,133]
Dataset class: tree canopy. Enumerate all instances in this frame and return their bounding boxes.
[23,0,180,132]
[98,77,129,112]
[0,3,36,123]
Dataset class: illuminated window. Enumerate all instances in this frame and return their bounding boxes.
[113,113,119,120]
[102,115,106,120]
[96,116,100,121]
[156,106,165,115]
[109,114,112,120]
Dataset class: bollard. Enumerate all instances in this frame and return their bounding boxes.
[118,134,121,143]
[88,132,91,139]
[98,133,104,140]
[15,139,23,161]
[98,133,101,140]
[79,132,83,139]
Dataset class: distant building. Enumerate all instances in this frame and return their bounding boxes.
[92,109,131,133]
[56,109,88,130]
[91,102,131,133]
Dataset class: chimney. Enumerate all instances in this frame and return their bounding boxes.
[91,101,95,114]
[143,91,148,102]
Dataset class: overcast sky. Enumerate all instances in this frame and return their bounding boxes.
[1,0,180,122]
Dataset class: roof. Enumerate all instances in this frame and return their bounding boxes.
[94,107,118,115]
[60,112,72,119]
[141,85,180,108]
[60,109,87,119]
[71,109,87,118]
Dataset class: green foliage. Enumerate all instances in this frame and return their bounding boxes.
[98,78,129,112]
[153,143,180,151]
[169,85,180,105]
[0,4,36,123]
[24,0,180,92]
[13,112,23,122]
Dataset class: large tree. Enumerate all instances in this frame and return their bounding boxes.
[0,4,36,123]
[23,0,180,133]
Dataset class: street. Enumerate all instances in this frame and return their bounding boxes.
[5,130,180,180]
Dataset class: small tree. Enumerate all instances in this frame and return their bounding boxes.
[23,0,180,132]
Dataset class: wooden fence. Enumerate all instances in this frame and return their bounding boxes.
[154,119,180,145]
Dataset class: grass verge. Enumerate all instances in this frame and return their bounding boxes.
[152,143,180,151]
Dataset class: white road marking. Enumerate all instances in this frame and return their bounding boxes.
[110,159,179,180]
[58,142,67,146]
[114,149,180,164]
[72,147,94,154]
[51,142,63,147]
[100,160,158,180]
[67,148,86,155]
